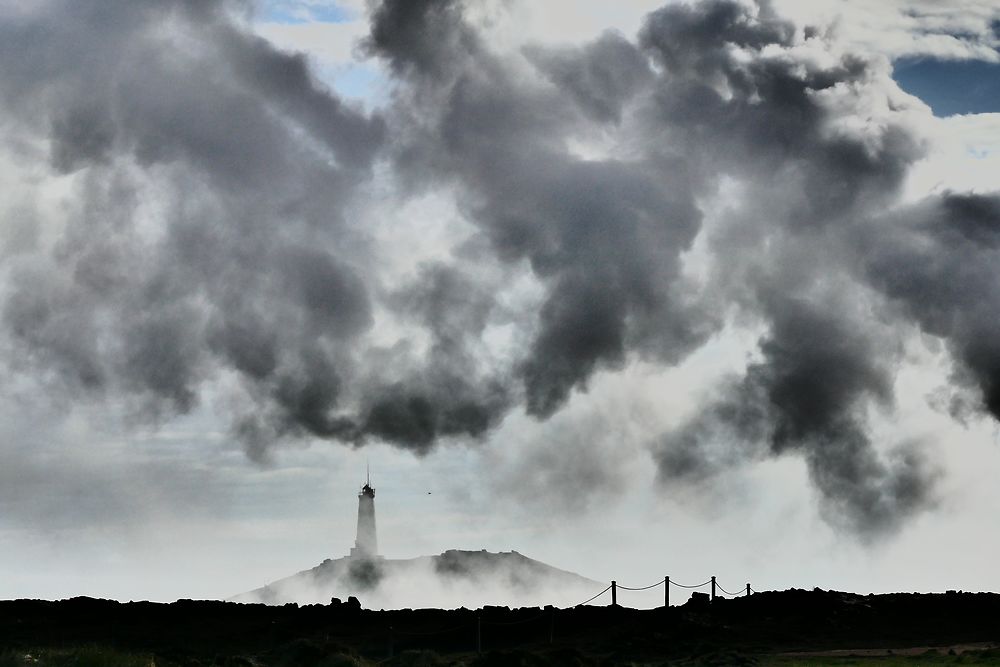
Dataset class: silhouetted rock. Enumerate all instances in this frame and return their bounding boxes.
[685,592,711,610]
[4,590,1000,664]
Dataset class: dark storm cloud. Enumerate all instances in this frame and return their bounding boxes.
[2,0,999,536]
[0,0,524,461]
[364,0,950,534]
[655,297,939,536]
[359,263,512,452]
[637,2,923,229]
[640,0,795,78]
[368,0,712,420]
[0,0,386,449]
[365,0,477,79]
[864,193,1000,421]
[525,31,653,124]
[619,0,942,535]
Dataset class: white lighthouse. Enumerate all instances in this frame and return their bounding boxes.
[349,467,378,559]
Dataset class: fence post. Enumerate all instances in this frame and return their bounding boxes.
[746,583,751,597]
[611,580,617,606]
[711,576,716,602]
[665,576,669,608]
[388,626,393,659]
[477,615,482,653]
[549,609,554,644]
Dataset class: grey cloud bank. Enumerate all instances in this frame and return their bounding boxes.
[0,0,998,540]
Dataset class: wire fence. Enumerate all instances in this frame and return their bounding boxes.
[383,576,757,662]
[618,581,661,591]
[714,581,743,597]
[671,578,713,589]
[570,584,613,607]
[563,575,759,605]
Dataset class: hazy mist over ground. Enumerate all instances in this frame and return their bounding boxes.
[232,551,604,609]
[1,0,999,604]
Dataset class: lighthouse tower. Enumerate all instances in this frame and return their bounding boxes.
[349,467,378,559]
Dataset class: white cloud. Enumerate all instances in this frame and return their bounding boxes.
[904,112,1000,200]
[772,0,1000,61]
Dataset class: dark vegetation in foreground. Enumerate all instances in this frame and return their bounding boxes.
[2,589,999,666]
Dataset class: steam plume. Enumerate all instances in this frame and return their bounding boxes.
[1,0,998,535]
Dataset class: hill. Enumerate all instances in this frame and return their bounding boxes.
[231,549,604,609]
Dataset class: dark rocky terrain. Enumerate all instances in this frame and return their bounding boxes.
[2,589,1000,665]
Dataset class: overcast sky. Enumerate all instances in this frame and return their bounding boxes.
[1,0,999,607]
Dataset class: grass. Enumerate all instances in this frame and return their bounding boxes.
[761,648,1000,667]
[4,645,1000,666]
[0,645,375,667]
[0,646,159,667]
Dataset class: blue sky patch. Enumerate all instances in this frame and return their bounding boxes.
[258,1,352,24]
[329,65,383,102]
[893,57,1000,117]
